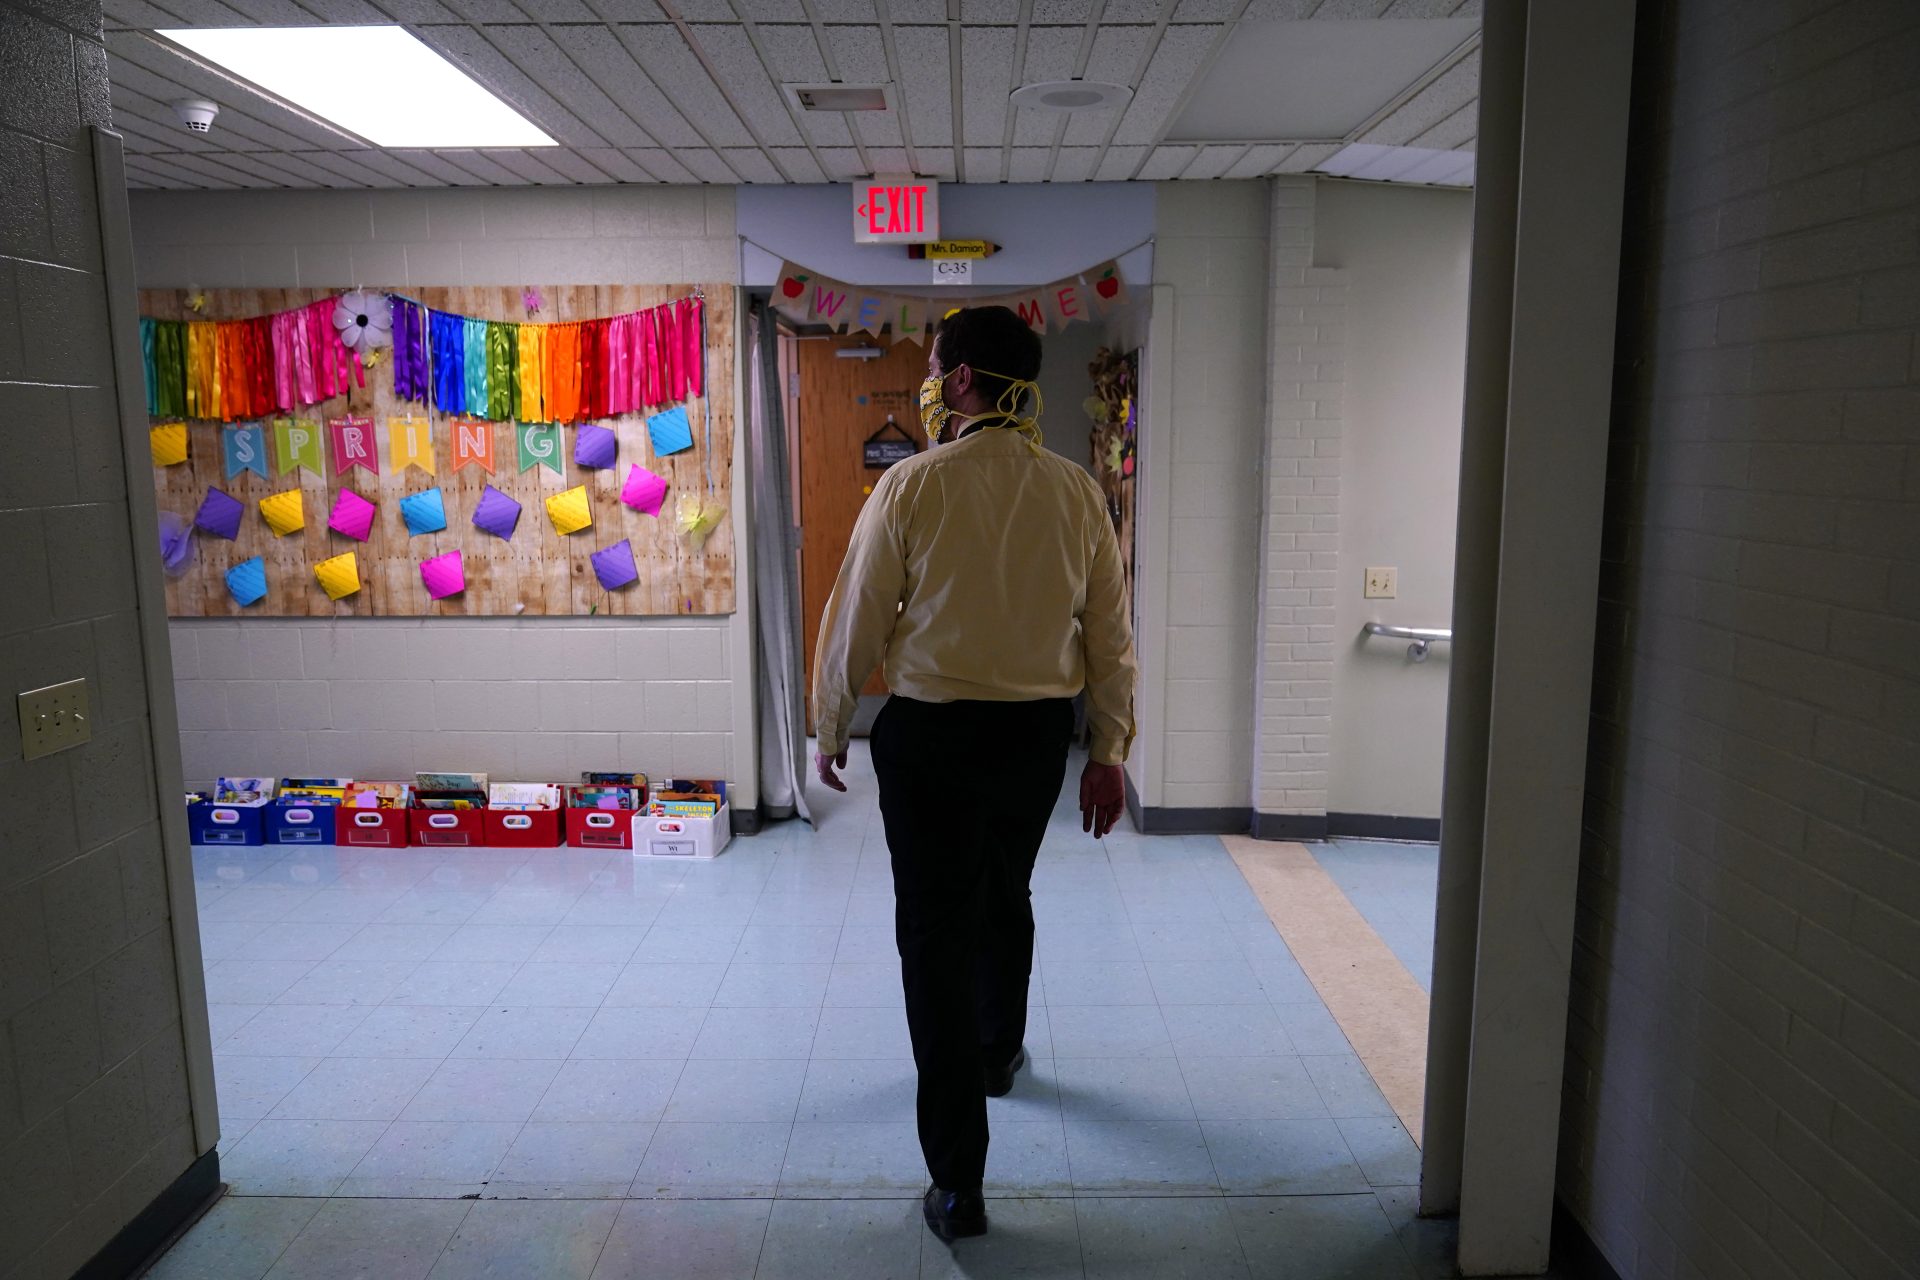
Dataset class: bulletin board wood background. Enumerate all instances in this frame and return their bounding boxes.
[143,284,736,618]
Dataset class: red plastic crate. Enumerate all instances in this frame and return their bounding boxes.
[336,807,410,848]
[565,806,635,850]
[484,808,564,848]
[409,808,485,847]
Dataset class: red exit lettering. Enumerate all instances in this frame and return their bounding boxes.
[865,185,928,235]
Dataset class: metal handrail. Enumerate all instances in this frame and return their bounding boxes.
[1363,621,1453,662]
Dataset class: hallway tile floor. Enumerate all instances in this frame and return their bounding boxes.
[155,749,1452,1278]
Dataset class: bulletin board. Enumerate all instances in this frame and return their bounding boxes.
[143,284,735,618]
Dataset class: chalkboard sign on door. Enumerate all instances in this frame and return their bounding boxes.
[863,416,920,470]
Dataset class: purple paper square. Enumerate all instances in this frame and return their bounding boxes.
[590,538,639,591]
[472,484,521,541]
[193,487,244,541]
[328,488,377,542]
[575,422,618,470]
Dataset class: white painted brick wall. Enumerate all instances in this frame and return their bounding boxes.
[1253,178,1345,817]
[128,187,747,791]
[0,0,201,1273]
[1562,2,1920,1277]
[1148,182,1272,811]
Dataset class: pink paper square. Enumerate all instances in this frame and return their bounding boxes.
[620,464,669,516]
[328,488,377,542]
[419,550,465,600]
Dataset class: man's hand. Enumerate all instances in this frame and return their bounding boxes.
[1079,760,1126,839]
[815,748,849,793]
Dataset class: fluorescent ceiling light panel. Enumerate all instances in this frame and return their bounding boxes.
[160,26,555,148]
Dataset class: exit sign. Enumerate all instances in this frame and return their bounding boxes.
[853,177,939,244]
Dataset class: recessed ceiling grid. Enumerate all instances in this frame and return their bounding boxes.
[101,0,1481,187]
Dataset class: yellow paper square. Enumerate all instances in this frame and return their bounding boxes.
[150,422,188,467]
[314,551,361,601]
[259,489,304,537]
[546,484,593,536]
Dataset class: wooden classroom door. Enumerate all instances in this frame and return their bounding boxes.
[796,334,931,729]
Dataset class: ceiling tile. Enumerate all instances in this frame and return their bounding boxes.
[530,146,621,182]
[959,0,1018,19]
[1224,141,1291,176]
[1093,145,1145,180]
[1180,142,1243,178]
[1051,145,1099,180]
[865,146,912,172]
[674,0,739,17]
[894,24,953,147]
[1031,0,1093,19]
[724,147,787,181]
[1272,140,1337,171]
[1382,0,1468,14]
[823,23,891,80]
[103,0,194,26]
[357,0,471,19]
[617,23,756,146]
[485,148,581,182]
[754,23,830,79]
[735,0,809,17]
[108,32,361,149]
[1061,23,1153,143]
[1170,0,1238,20]
[1013,26,1083,143]
[1409,100,1475,150]
[814,0,879,18]
[1137,145,1197,178]
[1102,0,1164,19]
[409,24,604,146]
[514,0,621,15]
[884,0,946,19]
[150,0,258,22]
[1354,45,1477,145]
[914,145,956,177]
[1112,24,1221,144]
[572,148,657,181]
[1007,147,1052,182]
[438,149,537,182]
[483,23,659,146]
[1314,0,1394,16]
[626,148,700,182]
[816,146,868,179]
[123,158,198,188]
[689,24,807,145]
[768,147,828,182]
[675,148,744,182]
[248,0,374,19]
[547,23,706,147]
[1241,0,1315,17]
[959,26,1015,144]
[386,148,499,183]
[158,150,278,186]
[962,145,1002,180]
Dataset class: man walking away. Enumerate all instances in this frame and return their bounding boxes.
[812,305,1137,1244]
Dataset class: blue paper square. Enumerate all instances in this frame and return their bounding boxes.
[399,487,448,537]
[647,405,694,457]
[225,556,268,607]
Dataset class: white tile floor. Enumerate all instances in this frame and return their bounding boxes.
[155,748,1453,1279]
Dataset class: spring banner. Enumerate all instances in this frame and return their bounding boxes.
[770,258,1128,342]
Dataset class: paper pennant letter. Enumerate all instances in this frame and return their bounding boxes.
[620,464,669,517]
[591,538,639,591]
[419,550,465,600]
[811,280,851,331]
[647,406,694,458]
[518,422,561,474]
[150,422,188,468]
[1047,281,1086,330]
[472,485,521,541]
[1012,294,1048,334]
[1087,260,1126,310]
[193,487,244,541]
[222,423,267,478]
[328,488,377,542]
[259,489,304,537]
[315,551,360,600]
[546,484,592,536]
[225,556,268,607]
[890,297,927,346]
[275,417,323,476]
[451,417,494,474]
[774,262,811,313]
[853,293,887,337]
[575,422,618,470]
[399,487,447,537]
[328,415,379,476]
[390,415,434,475]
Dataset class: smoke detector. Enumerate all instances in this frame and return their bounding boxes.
[173,98,219,133]
[1009,81,1132,113]
[785,83,894,113]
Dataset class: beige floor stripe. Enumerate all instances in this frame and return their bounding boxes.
[1223,835,1430,1143]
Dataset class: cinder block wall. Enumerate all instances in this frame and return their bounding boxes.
[1563,1,1920,1275]
[127,187,747,787]
[0,0,205,1274]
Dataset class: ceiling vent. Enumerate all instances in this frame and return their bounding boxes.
[1009,81,1132,113]
[786,83,892,113]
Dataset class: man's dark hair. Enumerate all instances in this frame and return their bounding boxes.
[934,307,1043,397]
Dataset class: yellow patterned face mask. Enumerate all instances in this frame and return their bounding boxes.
[919,366,1046,451]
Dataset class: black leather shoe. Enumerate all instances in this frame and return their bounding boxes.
[984,1047,1027,1098]
[923,1185,988,1243]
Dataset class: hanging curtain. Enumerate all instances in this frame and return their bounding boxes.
[748,305,810,822]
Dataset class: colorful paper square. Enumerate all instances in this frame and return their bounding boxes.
[619,464,670,517]
[591,538,639,591]
[546,484,592,536]
[419,550,465,600]
[225,556,267,607]
[399,487,447,537]
[575,422,618,469]
[328,489,377,542]
[472,485,521,541]
[193,487,244,541]
[314,551,360,600]
[150,422,188,467]
[647,406,693,457]
[259,489,304,537]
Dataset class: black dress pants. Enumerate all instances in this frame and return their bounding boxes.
[870,694,1074,1193]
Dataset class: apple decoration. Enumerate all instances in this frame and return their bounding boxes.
[1094,267,1120,300]
[782,272,809,299]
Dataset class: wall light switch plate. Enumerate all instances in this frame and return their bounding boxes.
[1364,567,1398,599]
[19,679,90,760]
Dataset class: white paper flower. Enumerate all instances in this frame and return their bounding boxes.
[333,290,392,354]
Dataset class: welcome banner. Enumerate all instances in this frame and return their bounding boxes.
[771,258,1128,342]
